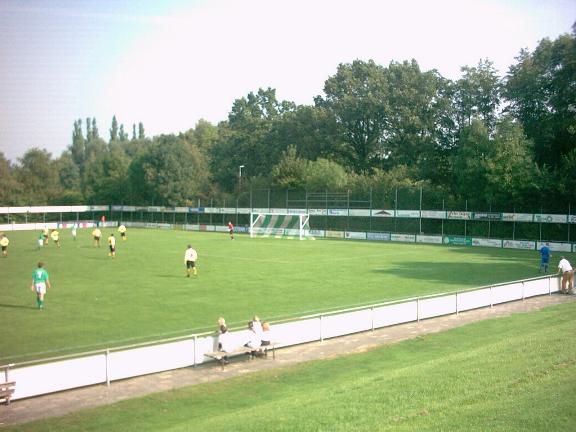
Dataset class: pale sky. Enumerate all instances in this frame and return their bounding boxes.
[0,0,574,162]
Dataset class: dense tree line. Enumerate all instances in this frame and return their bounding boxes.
[1,26,575,212]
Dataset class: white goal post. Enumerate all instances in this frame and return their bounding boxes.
[250,212,311,240]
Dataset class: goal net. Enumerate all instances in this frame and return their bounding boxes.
[250,213,312,240]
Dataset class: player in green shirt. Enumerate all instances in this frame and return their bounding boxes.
[31,262,51,309]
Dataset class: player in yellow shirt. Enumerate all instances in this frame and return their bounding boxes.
[50,229,61,248]
[42,227,49,245]
[107,233,116,258]
[118,224,127,241]
[92,227,102,247]
[0,233,9,257]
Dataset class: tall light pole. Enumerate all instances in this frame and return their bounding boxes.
[238,165,245,193]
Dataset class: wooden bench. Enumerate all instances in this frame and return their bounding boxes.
[204,343,278,370]
[0,381,15,405]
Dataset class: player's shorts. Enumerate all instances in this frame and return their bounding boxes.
[541,257,550,264]
[109,245,116,253]
[37,239,44,247]
[120,232,126,238]
[186,260,196,269]
[94,236,100,241]
[34,282,47,294]
[1,246,6,252]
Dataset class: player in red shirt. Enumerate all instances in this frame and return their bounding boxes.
[228,221,234,240]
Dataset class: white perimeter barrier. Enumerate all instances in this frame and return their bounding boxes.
[2,275,561,401]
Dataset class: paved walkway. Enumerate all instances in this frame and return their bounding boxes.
[1,294,574,427]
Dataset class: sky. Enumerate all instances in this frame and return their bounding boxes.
[0,0,574,163]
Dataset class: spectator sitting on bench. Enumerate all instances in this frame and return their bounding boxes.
[244,321,262,357]
[251,315,263,336]
[261,321,272,347]
[217,325,234,364]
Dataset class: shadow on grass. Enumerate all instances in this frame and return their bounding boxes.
[373,261,538,287]
[156,274,184,279]
[0,303,37,310]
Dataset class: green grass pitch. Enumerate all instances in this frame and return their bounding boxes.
[0,228,558,363]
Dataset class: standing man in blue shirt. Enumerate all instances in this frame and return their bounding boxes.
[539,243,551,273]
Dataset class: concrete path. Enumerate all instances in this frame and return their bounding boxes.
[1,294,574,427]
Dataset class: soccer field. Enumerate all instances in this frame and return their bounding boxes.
[0,228,550,363]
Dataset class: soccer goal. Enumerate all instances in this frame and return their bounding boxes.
[250,213,311,240]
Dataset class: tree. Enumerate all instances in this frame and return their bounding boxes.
[138,122,145,140]
[129,135,209,205]
[70,119,85,169]
[210,88,295,191]
[271,145,308,189]
[0,152,22,205]
[83,149,130,204]
[119,124,128,141]
[451,120,493,203]
[484,118,540,206]
[304,159,348,191]
[110,115,119,142]
[316,60,390,173]
[454,59,502,133]
[505,27,576,168]
[16,148,60,204]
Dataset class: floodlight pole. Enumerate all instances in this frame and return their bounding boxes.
[238,165,245,193]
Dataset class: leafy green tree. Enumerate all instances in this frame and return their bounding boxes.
[83,149,130,204]
[70,119,85,169]
[119,124,128,141]
[271,145,308,189]
[454,59,502,133]
[129,135,209,205]
[270,105,346,164]
[16,148,60,204]
[138,122,145,140]
[210,88,294,191]
[484,118,540,206]
[304,158,348,191]
[505,26,576,168]
[91,118,99,140]
[110,115,119,142]
[0,152,22,205]
[317,60,390,173]
[451,120,493,203]
[384,60,455,168]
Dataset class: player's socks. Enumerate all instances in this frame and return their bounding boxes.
[193,268,197,276]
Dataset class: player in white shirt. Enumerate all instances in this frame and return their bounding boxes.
[184,245,198,277]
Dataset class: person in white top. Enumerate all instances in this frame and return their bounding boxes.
[557,256,574,294]
[184,245,198,277]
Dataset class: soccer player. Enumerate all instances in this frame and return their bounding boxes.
[50,229,61,248]
[31,261,51,310]
[37,231,44,249]
[0,233,9,257]
[92,227,102,247]
[228,221,234,240]
[118,224,127,241]
[184,244,198,277]
[71,223,77,241]
[107,233,116,258]
[42,227,49,246]
[539,243,551,273]
[557,256,574,294]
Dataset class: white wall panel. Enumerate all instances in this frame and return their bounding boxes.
[491,283,524,305]
[419,295,456,319]
[373,301,418,328]
[457,288,492,312]
[10,354,106,400]
[322,309,372,339]
[108,340,195,381]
